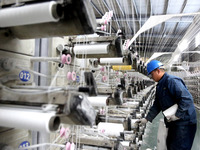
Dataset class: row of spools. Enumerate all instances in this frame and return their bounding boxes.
[64,83,156,150]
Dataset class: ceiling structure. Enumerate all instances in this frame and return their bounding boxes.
[90,0,200,64]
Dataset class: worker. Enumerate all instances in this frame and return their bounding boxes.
[137,60,197,150]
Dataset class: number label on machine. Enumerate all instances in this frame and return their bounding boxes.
[19,141,30,149]
[19,70,31,82]
[76,75,80,83]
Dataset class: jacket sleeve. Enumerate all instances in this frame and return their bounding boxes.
[167,78,193,120]
[145,94,161,122]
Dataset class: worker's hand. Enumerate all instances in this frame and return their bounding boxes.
[166,115,180,122]
[136,118,148,125]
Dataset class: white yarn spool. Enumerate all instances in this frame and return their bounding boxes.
[100,58,124,64]
[0,1,60,27]
[70,143,75,150]
[131,119,138,129]
[120,141,130,147]
[73,43,109,55]
[163,104,178,119]
[124,101,139,106]
[87,96,108,107]
[136,113,142,119]
[0,106,59,133]
[97,122,124,137]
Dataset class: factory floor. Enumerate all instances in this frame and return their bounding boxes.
[141,108,200,150]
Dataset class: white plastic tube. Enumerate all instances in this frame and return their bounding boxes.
[0,1,60,27]
[99,57,124,64]
[73,43,109,55]
[87,96,108,107]
[0,106,60,133]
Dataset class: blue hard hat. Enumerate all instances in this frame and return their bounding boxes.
[147,60,163,75]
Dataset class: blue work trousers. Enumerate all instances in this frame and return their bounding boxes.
[166,124,197,150]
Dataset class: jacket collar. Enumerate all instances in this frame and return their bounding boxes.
[158,72,168,84]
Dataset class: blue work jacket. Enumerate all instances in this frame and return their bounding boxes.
[146,73,197,127]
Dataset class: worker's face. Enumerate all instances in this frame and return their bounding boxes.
[149,69,160,82]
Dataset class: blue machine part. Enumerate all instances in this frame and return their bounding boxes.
[19,70,31,82]
[19,141,30,149]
